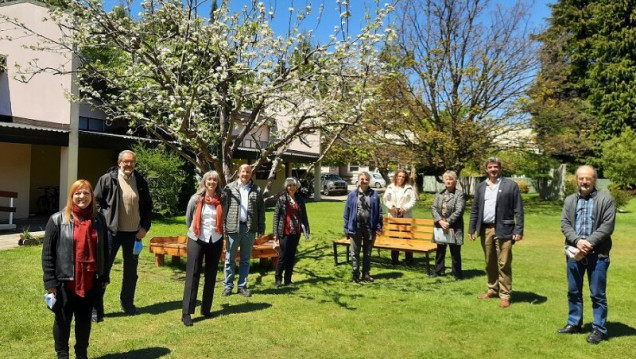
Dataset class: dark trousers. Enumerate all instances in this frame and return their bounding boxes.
[391,250,413,264]
[53,286,96,358]
[275,234,301,284]
[350,225,376,278]
[435,243,462,278]
[95,231,138,314]
[182,238,223,316]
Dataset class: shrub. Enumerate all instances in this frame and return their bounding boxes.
[514,180,529,193]
[132,144,191,216]
[609,184,631,209]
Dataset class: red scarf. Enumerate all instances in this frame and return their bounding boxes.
[193,194,223,237]
[68,204,97,298]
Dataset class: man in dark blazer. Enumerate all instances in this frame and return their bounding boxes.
[469,157,524,308]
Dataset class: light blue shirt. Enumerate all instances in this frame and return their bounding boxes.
[239,181,251,223]
[482,177,501,223]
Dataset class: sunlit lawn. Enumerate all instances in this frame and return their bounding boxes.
[0,194,634,358]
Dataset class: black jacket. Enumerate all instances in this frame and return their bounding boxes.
[273,193,310,239]
[93,166,153,234]
[469,177,524,239]
[42,211,110,290]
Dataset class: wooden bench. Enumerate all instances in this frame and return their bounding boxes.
[333,217,437,275]
[0,191,18,231]
[149,234,279,268]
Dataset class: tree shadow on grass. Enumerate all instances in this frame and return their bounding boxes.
[216,302,272,316]
[513,291,548,305]
[95,347,171,359]
[460,269,485,280]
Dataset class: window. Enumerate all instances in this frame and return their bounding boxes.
[349,164,359,172]
[79,117,105,131]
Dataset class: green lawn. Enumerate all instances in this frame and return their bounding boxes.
[1,194,635,358]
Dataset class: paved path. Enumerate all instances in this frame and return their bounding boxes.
[0,231,45,251]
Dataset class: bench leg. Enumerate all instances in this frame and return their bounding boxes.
[346,245,350,263]
[155,254,165,267]
[272,257,279,269]
[259,257,268,268]
[171,255,181,265]
[424,253,431,276]
[333,242,339,266]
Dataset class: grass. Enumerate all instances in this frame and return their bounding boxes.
[1,194,635,358]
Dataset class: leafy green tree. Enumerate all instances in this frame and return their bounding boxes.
[601,127,636,189]
[528,0,636,163]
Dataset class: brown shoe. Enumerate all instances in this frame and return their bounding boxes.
[499,299,510,308]
[477,292,498,299]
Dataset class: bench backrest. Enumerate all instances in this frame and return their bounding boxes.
[150,236,187,245]
[380,217,434,241]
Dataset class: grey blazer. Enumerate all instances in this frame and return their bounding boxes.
[431,188,466,244]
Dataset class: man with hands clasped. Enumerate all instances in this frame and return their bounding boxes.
[557,165,615,345]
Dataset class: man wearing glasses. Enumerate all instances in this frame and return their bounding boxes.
[92,150,153,320]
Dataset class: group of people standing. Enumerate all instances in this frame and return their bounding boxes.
[345,158,615,345]
[41,150,616,359]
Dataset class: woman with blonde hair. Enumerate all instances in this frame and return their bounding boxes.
[181,170,224,326]
[42,179,110,359]
[383,169,417,264]
[431,170,466,279]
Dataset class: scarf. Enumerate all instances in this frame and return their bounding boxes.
[71,204,97,298]
[193,194,223,237]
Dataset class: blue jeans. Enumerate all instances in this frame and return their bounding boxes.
[566,253,610,334]
[223,223,255,290]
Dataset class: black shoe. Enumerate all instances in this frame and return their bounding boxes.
[121,305,138,316]
[182,314,193,327]
[362,274,374,282]
[586,329,607,344]
[91,309,103,323]
[221,288,232,296]
[56,351,70,359]
[275,280,282,288]
[352,277,360,283]
[557,324,582,334]
[238,288,252,297]
[284,281,294,286]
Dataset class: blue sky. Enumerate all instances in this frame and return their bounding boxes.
[103,0,554,40]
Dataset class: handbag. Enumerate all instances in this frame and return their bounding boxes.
[433,227,456,244]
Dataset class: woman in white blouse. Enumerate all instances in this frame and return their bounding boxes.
[383,169,417,264]
[181,171,224,326]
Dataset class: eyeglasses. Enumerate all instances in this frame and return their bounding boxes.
[120,161,136,165]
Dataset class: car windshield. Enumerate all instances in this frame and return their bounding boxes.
[324,175,343,181]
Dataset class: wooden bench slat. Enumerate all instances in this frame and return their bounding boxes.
[333,217,437,274]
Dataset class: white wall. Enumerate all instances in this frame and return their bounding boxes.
[0,2,72,125]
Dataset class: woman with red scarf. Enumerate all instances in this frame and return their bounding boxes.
[273,177,311,288]
[42,179,110,359]
[181,170,224,326]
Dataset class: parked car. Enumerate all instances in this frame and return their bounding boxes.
[321,173,348,196]
[355,173,387,188]
[371,173,386,188]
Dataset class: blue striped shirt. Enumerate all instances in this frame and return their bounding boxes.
[575,193,594,238]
